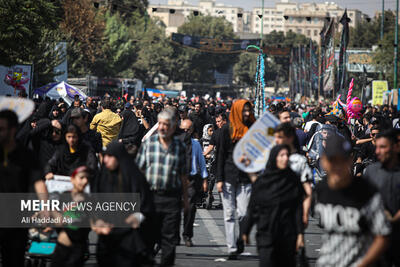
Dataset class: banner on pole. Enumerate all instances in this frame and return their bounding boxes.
[323,20,335,92]
[372,80,388,106]
[0,65,32,96]
[172,33,260,53]
[337,10,350,96]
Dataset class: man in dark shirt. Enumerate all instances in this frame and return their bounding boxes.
[314,135,391,267]
[71,108,102,153]
[189,102,207,139]
[202,113,227,208]
[364,129,400,266]
[0,110,48,267]
[355,127,380,176]
[29,118,63,168]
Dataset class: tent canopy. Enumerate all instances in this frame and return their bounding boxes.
[34,81,87,105]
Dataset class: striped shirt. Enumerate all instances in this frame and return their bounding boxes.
[136,133,186,191]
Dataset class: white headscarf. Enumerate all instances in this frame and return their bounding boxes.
[202,124,213,141]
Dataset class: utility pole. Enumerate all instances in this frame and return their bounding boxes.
[260,0,264,48]
[381,0,385,40]
[395,0,399,89]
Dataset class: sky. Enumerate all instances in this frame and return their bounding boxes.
[149,0,397,17]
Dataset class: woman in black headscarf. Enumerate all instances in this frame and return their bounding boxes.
[241,144,304,267]
[92,141,155,267]
[44,124,97,179]
[118,105,142,148]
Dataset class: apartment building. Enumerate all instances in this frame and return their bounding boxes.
[148,0,366,42]
[148,0,246,34]
[252,0,365,44]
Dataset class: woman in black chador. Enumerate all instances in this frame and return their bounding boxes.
[92,141,155,267]
[241,144,305,267]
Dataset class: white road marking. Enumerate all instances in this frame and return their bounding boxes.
[197,209,226,252]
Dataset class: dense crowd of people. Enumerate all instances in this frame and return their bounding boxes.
[0,92,399,267]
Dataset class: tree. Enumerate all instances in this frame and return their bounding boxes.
[98,11,139,77]
[30,29,66,87]
[263,30,311,86]
[0,0,64,87]
[374,28,398,87]
[344,10,396,49]
[233,53,258,86]
[131,16,174,87]
[233,30,312,88]
[108,0,149,17]
[171,15,239,83]
[371,11,397,88]
[60,0,106,76]
[0,0,61,65]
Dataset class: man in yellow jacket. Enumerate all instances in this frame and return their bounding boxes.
[90,99,122,148]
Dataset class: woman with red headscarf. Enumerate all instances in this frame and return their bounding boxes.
[216,99,256,260]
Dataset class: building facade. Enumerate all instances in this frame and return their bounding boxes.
[148,0,247,35]
[148,0,367,43]
[252,1,365,44]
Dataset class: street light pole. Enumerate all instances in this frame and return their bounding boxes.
[260,0,264,48]
[381,0,384,40]
[395,0,399,89]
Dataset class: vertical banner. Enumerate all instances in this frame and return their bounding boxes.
[289,49,295,96]
[291,47,299,94]
[323,19,335,92]
[311,41,319,95]
[254,50,266,118]
[0,65,32,96]
[337,10,350,97]
[304,45,311,97]
[319,22,327,97]
[294,47,300,94]
[301,46,308,97]
[372,80,388,106]
[299,45,304,95]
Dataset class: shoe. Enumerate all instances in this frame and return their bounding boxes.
[236,238,244,254]
[227,252,238,260]
[183,236,193,247]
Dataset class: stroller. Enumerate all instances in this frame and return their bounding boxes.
[25,228,58,267]
[196,157,217,209]
[306,124,345,183]
[25,175,93,267]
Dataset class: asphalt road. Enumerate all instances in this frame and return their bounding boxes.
[20,191,322,266]
[81,192,323,267]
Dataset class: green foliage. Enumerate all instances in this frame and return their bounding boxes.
[100,11,139,77]
[171,15,239,83]
[61,0,106,77]
[131,16,173,86]
[0,0,61,65]
[233,30,313,87]
[345,11,396,48]
[233,53,258,86]
[30,29,66,87]
[374,28,398,87]
[0,0,64,87]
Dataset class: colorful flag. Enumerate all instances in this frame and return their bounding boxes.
[322,19,335,92]
[337,10,350,97]
[310,41,319,95]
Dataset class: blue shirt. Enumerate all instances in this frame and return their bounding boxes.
[190,139,208,178]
